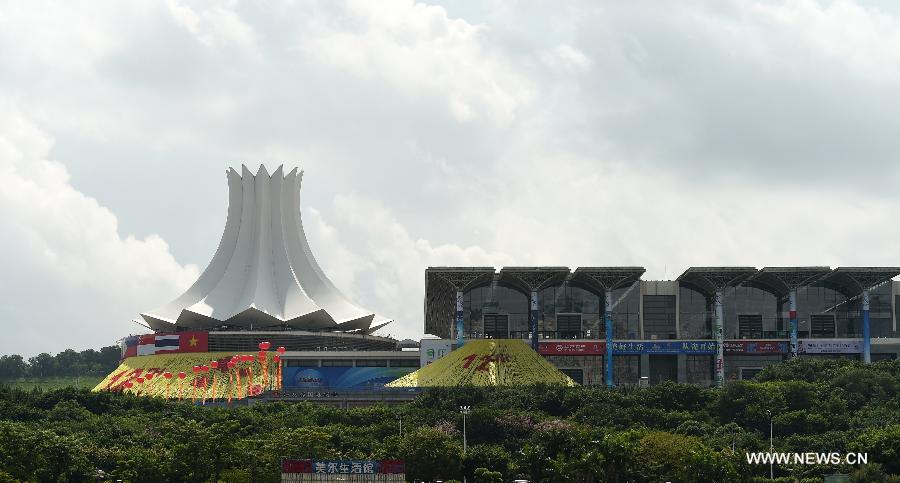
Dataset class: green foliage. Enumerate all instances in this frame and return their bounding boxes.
[398,426,463,481]
[474,467,503,483]
[1,346,119,380]
[854,424,900,475]
[0,356,896,481]
[463,444,514,479]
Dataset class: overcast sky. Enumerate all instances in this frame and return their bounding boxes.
[3,0,900,356]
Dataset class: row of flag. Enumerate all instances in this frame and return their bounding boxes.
[121,332,209,358]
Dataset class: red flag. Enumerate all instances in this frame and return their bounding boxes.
[178,332,208,353]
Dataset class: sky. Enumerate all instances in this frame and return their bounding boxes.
[2,0,900,357]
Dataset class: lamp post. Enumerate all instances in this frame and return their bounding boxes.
[460,405,471,454]
[460,405,471,483]
[398,414,403,437]
[767,409,774,480]
[730,426,736,453]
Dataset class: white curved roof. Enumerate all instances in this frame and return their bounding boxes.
[141,165,391,333]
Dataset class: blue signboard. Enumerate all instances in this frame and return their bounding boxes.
[282,367,415,390]
[610,341,717,354]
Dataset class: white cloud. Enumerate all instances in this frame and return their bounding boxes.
[3,0,900,351]
[297,0,534,124]
[306,193,517,337]
[0,105,198,356]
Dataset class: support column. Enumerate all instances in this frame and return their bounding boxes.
[714,289,725,388]
[456,291,465,348]
[863,289,871,364]
[789,290,798,359]
[605,290,614,388]
[677,354,687,383]
[530,290,539,351]
[640,354,650,383]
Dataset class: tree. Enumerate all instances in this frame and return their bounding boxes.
[463,444,514,480]
[474,467,503,483]
[54,349,81,377]
[27,353,55,378]
[632,431,738,482]
[399,426,463,481]
[854,425,900,475]
[0,355,26,379]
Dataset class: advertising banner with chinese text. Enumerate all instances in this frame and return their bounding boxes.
[723,340,787,355]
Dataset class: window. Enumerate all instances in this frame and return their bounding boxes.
[389,359,419,367]
[355,359,387,367]
[811,314,836,338]
[643,295,676,339]
[738,314,763,338]
[321,359,353,367]
[483,314,509,339]
[285,360,318,367]
[556,313,583,338]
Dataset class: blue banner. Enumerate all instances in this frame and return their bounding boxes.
[282,366,415,390]
[610,341,717,354]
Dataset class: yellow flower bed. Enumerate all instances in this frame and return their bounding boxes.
[387,339,577,387]
[92,351,282,400]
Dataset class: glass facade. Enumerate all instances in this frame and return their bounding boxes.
[794,282,892,338]
[462,283,528,339]
[724,285,781,339]
[860,283,892,338]
[611,285,641,339]
[461,279,897,341]
[456,272,896,393]
[463,281,641,340]
[643,295,677,339]
[539,282,601,339]
[445,270,900,387]
[679,284,711,339]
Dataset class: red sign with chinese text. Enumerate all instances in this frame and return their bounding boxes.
[723,340,787,354]
[538,341,606,355]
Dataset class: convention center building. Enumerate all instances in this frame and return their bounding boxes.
[424,266,900,386]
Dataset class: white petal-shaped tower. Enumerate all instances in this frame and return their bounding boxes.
[141,165,390,333]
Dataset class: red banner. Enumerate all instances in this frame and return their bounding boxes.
[282,460,313,473]
[723,340,787,354]
[538,341,606,355]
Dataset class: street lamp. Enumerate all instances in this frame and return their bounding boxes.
[766,409,774,480]
[460,405,471,454]
[398,413,403,437]
[730,425,736,453]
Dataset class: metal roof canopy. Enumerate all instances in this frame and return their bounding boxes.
[677,267,757,296]
[571,267,646,293]
[499,267,570,293]
[748,266,831,296]
[426,267,496,292]
[820,267,900,296]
